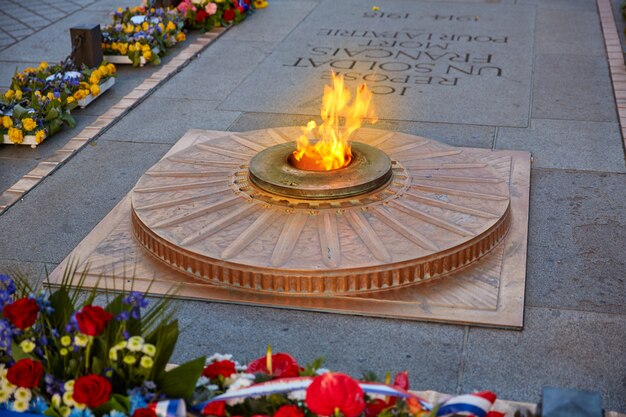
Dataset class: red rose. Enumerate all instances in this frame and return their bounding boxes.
[247,352,299,378]
[196,9,209,23]
[274,405,304,417]
[305,373,365,417]
[3,298,39,330]
[236,6,244,13]
[203,360,236,379]
[203,400,226,416]
[223,8,235,21]
[6,358,44,388]
[76,305,113,336]
[133,408,157,417]
[365,399,389,417]
[73,374,112,408]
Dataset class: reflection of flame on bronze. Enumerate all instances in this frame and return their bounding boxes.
[292,72,377,171]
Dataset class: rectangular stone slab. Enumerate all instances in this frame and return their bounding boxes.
[220,0,534,127]
[48,129,531,329]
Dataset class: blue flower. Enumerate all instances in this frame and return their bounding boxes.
[35,291,54,315]
[31,396,48,414]
[0,275,16,308]
[123,291,148,320]
[64,312,79,333]
[0,318,13,352]
[116,311,130,321]
[45,373,65,396]
[129,391,148,414]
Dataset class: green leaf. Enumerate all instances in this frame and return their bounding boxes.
[44,108,59,122]
[60,112,76,128]
[12,104,28,119]
[147,320,178,379]
[157,356,205,399]
[10,340,31,361]
[48,118,62,135]
[49,288,74,328]
[43,407,63,417]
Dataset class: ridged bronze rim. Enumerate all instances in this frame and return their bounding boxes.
[130,127,512,295]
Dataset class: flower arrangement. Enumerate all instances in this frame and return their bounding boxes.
[0,266,510,417]
[102,6,186,66]
[0,268,205,416]
[0,61,117,146]
[176,0,255,31]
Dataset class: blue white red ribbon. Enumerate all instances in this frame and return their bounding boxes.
[436,391,497,417]
[148,399,186,417]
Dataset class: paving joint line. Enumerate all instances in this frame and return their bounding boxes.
[454,326,470,395]
[596,0,626,157]
[0,28,229,216]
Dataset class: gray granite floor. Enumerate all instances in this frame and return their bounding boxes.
[1,0,626,412]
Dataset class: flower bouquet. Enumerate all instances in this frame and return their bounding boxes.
[102,6,186,67]
[0,268,205,416]
[176,0,254,31]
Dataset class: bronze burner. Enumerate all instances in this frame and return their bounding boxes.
[248,142,392,200]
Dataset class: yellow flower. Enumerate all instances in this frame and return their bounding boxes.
[73,91,83,100]
[176,32,186,42]
[158,22,165,32]
[66,96,75,104]
[253,0,268,8]
[8,127,23,144]
[14,90,22,100]
[134,25,141,33]
[52,394,62,407]
[125,24,134,33]
[127,336,144,351]
[4,90,14,100]
[21,117,36,132]
[142,21,149,31]
[2,116,12,129]
[14,387,31,402]
[372,5,379,11]
[61,335,71,347]
[109,347,119,361]
[39,61,49,69]
[90,84,100,96]
[140,356,153,369]
[34,90,41,97]
[35,130,45,143]
[166,21,176,32]
[115,340,127,349]
[19,340,36,353]
[47,92,55,101]
[142,44,150,52]
[142,343,156,356]
[117,7,123,12]
[142,50,153,60]
[129,44,136,52]
[64,380,75,392]
[123,355,137,365]
[106,63,116,74]
[62,391,75,407]
[60,348,68,356]
[12,399,29,412]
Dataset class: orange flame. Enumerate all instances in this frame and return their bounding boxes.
[292,73,377,171]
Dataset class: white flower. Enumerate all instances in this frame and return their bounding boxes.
[207,353,233,364]
[64,380,75,392]
[127,336,144,352]
[130,15,146,24]
[225,375,255,403]
[74,334,90,347]
[63,391,75,407]
[12,399,29,412]
[14,387,32,402]
[1,380,16,394]
[52,393,62,407]
[142,343,156,356]
[109,347,119,361]
[195,376,210,387]
[287,390,306,401]
[115,340,127,349]
[0,389,10,402]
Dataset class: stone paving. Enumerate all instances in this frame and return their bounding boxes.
[0,0,625,413]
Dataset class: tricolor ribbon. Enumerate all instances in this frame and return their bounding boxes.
[148,399,186,417]
[192,376,497,416]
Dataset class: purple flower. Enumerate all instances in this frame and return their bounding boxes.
[122,330,130,340]
[116,311,130,321]
[64,312,79,333]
